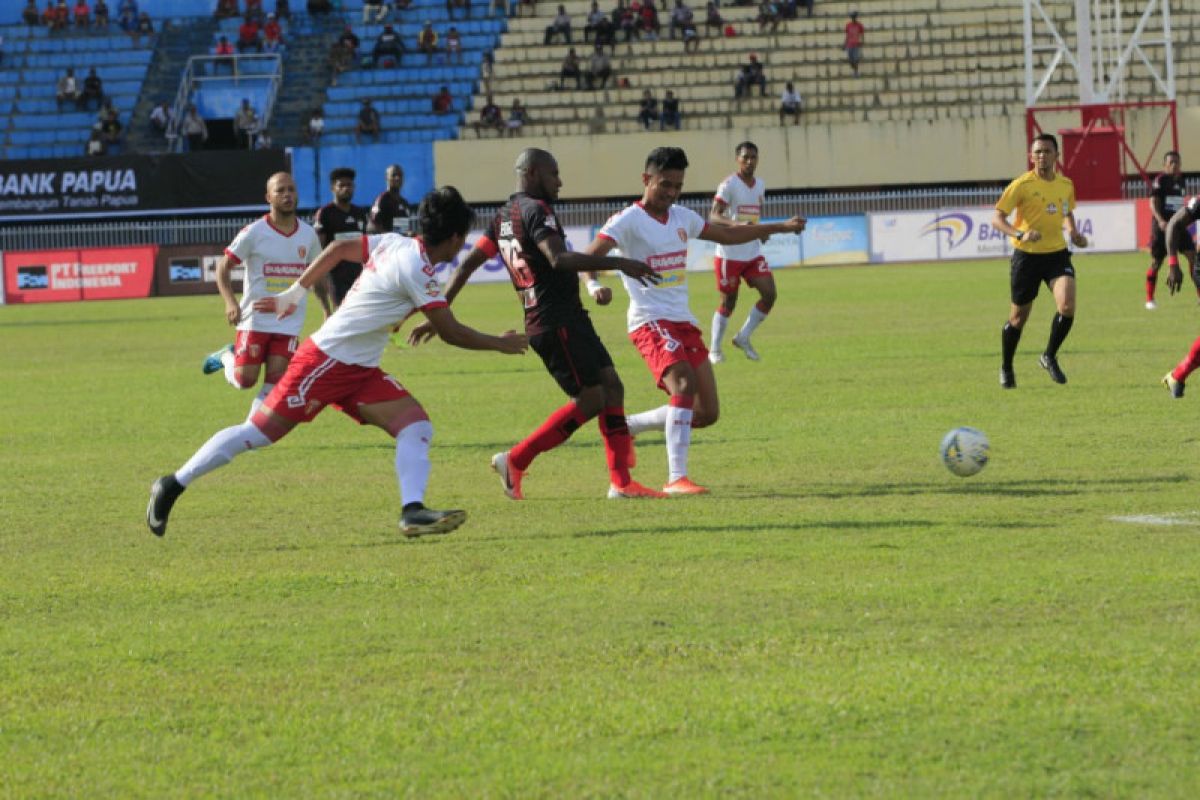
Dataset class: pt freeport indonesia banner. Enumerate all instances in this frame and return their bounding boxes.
[2,246,157,304]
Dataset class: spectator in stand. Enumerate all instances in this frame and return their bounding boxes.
[327,39,352,84]
[636,89,659,130]
[703,1,722,36]
[86,127,106,156]
[779,80,801,124]
[445,26,463,64]
[78,67,104,111]
[98,100,122,145]
[545,5,571,45]
[668,0,693,40]
[614,0,636,43]
[93,0,108,27]
[234,98,259,149]
[638,1,659,39]
[73,0,89,28]
[681,15,699,51]
[661,89,681,129]
[417,20,439,64]
[253,128,272,149]
[447,0,469,21]
[844,11,864,76]
[583,1,604,41]
[431,85,453,115]
[214,34,235,73]
[56,68,79,109]
[181,103,207,151]
[305,106,324,143]
[558,47,581,89]
[45,0,68,31]
[274,0,290,20]
[757,0,780,33]
[244,0,265,24]
[585,43,611,89]
[362,0,389,24]
[307,0,332,13]
[23,0,40,27]
[117,0,135,17]
[149,100,174,137]
[481,49,494,94]
[734,53,766,98]
[395,0,411,9]
[506,99,527,136]
[474,95,504,137]
[336,23,359,57]
[215,0,239,18]
[263,14,284,52]
[372,24,404,67]
[132,10,152,45]
[356,99,381,143]
[237,15,262,52]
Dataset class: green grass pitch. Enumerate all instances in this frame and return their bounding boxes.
[3,253,1200,796]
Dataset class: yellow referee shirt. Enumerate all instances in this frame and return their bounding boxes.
[995,170,1076,254]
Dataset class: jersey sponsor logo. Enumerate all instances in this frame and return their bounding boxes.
[735,204,761,224]
[1047,203,1058,215]
[647,250,687,271]
[263,263,305,277]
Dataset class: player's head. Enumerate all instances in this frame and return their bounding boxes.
[386,164,404,191]
[329,167,355,202]
[1165,150,1182,175]
[735,141,759,177]
[265,172,296,216]
[642,147,689,212]
[1030,134,1058,174]
[416,185,475,249]
[514,148,562,200]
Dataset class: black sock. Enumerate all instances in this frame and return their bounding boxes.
[402,502,425,513]
[1001,322,1023,369]
[1046,313,1074,358]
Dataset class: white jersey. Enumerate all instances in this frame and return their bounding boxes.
[226,215,322,335]
[310,234,447,367]
[713,173,766,262]
[599,202,706,331]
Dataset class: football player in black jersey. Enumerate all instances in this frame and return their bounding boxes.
[368,163,414,234]
[312,166,369,314]
[1145,151,1187,309]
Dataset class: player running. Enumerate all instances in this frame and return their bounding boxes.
[1159,197,1200,398]
[368,164,414,234]
[1145,151,1189,309]
[147,187,527,538]
[201,172,323,421]
[707,141,778,362]
[584,146,806,494]
[312,166,370,315]
[409,148,666,500]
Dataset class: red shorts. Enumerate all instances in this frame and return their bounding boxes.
[234,330,298,368]
[714,255,770,293]
[629,319,709,393]
[263,339,410,425]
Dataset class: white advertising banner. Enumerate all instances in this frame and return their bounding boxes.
[869,211,941,263]
[1073,201,1137,253]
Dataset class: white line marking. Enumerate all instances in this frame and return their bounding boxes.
[1109,512,1200,527]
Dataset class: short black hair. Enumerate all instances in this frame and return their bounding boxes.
[417,186,475,246]
[645,146,689,173]
[735,141,758,156]
[1165,150,1181,162]
[329,167,356,183]
[1033,133,1058,152]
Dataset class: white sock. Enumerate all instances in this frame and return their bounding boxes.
[221,349,242,389]
[626,405,670,435]
[247,383,274,421]
[395,420,434,507]
[665,403,694,482]
[175,422,272,487]
[737,306,769,341]
[711,310,729,351]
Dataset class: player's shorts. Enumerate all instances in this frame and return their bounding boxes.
[714,255,771,293]
[262,339,410,425]
[1149,224,1196,262]
[234,330,298,369]
[1010,248,1076,306]
[530,315,615,397]
[629,319,709,393]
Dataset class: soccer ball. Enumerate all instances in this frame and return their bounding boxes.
[939,427,989,477]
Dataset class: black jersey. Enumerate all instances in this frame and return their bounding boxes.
[484,192,585,335]
[1151,172,1187,230]
[313,202,369,304]
[368,190,413,234]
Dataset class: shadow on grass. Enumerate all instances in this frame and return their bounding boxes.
[789,474,1190,500]
[573,519,942,538]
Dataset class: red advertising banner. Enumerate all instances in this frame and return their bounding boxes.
[3,246,157,304]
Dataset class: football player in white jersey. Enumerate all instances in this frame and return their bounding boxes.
[147,188,528,539]
[584,147,805,494]
[201,172,323,421]
[708,141,777,362]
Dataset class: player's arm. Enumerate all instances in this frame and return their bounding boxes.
[1063,211,1087,249]
[215,252,242,325]
[312,219,336,316]
[253,238,359,319]
[1151,187,1170,230]
[700,215,806,245]
[707,197,735,226]
[420,305,527,354]
[407,243,491,346]
[1164,206,1197,293]
[991,208,1038,244]
[537,230,655,284]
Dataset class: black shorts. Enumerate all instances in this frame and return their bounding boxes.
[1150,224,1196,262]
[530,316,615,397]
[1010,248,1075,306]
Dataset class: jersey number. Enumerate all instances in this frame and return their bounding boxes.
[497,239,538,308]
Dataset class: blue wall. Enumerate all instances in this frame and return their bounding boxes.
[292,141,435,213]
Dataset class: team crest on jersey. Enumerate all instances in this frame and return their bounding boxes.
[298,246,307,259]
[424,279,440,296]
[676,228,688,242]
[248,344,262,359]
[545,214,558,229]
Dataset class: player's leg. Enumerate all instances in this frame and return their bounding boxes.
[659,361,707,494]
[732,264,776,361]
[596,365,645,489]
[709,257,739,363]
[217,330,264,391]
[1001,252,1037,389]
[1039,270,1076,384]
[249,336,297,420]
[1146,228,1166,308]
[690,357,720,430]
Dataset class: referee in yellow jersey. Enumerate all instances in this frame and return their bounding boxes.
[991,133,1089,388]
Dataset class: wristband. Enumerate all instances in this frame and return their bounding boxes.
[275,281,307,309]
[586,279,604,294]
[1168,255,1180,268]
[1017,230,1026,241]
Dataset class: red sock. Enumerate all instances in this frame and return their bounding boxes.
[1146,265,1158,302]
[510,402,590,471]
[1174,335,1200,381]
[599,406,632,486]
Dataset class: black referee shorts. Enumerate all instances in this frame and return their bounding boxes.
[1150,225,1196,262]
[531,316,615,397]
[1010,248,1075,306]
